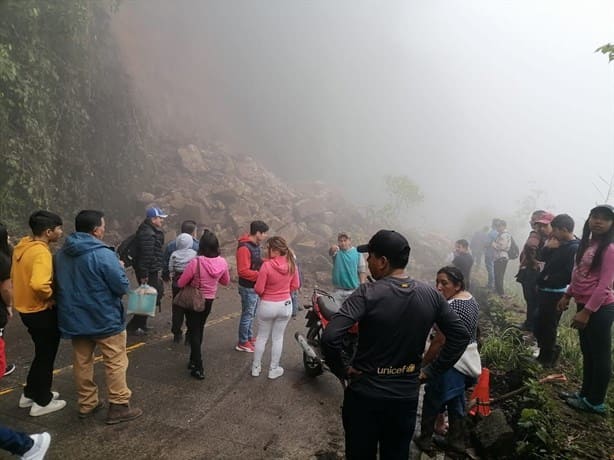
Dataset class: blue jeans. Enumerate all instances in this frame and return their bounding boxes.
[0,426,33,455]
[484,256,495,289]
[291,290,299,317]
[238,286,259,343]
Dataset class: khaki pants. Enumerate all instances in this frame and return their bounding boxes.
[72,330,131,411]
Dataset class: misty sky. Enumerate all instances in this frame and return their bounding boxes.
[114,0,614,235]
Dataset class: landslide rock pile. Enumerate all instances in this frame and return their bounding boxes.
[111,143,369,286]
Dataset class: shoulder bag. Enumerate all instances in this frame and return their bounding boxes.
[173,257,205,312]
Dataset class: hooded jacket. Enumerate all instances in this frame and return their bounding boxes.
[236,234,263,288]
[54,232,129,338]
[254,256,300,301]
[177,255,230,300]
[11,237,54,313]
[168,233,197,275]
[134,219,165,279]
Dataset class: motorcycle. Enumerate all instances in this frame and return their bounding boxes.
[294,286,358,378]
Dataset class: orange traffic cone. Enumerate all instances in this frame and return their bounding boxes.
[468,367,491,416]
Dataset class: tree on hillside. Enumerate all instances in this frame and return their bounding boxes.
[365,174,423,227]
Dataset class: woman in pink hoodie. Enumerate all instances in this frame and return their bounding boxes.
[177,230,230,380]
[252,236,300,379]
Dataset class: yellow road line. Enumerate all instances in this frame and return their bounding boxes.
[0,312,239,396]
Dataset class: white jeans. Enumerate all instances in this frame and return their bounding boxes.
[253,299,292,369]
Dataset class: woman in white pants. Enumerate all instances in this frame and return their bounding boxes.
[252,237,300,379]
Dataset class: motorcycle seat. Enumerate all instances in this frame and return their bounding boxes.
[317,295,340,320]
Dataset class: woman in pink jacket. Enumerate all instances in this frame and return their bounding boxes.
[252,236,300,379]
[178,230,230,380]
[558,204,614,414]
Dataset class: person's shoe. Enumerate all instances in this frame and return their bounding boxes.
[566,396,607,415]
[19,392,60,409]
[128,328,147,337]
[268,366,284,379]
[20,432,51,460]
[78,399,106,419]
[106,402,143,425]
[173,333,182,344]
[4,363,16,376]
[249,337,257,346]
[30,398,67,417]
[190,368,205,380]
[235,341,254,353]
[559,390,581,401]
[413,413,437,457]
[251,362,261,377]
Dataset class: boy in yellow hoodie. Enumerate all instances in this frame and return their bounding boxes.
[11,210,67,416]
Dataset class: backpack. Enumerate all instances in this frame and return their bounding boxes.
[117,233,137,267]
[508,236,520,260]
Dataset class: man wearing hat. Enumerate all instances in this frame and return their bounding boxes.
[516,210,554,331]
[126,207,167,335]
[328,232,366,306]
[322,230,470,459]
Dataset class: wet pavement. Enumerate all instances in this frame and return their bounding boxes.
[0,284,347,459]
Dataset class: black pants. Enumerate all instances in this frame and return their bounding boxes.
[577,303,614,405]
[519,268,540,330]
[19,309,61,406]
[171,279,187,336]
[127,271,163,331]
[342,388,418,460]
[185,299,213,370]
[493,258,508,296]
[534,291,563,362]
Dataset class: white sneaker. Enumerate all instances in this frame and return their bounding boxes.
[251,362,261,377]
[29,399,66,417]
[268,366,284,380]
[20,432,51,460]
[19,392,60,408]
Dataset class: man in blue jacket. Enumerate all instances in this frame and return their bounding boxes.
[55,210,142,424]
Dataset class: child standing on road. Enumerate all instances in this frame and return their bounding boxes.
[252,237,300,379]
[558,205,614,414]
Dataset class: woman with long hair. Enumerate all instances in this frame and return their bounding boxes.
[251,236,300,379]
[177,230,230,380]
[415,266,480,456]
[558,205,614,414]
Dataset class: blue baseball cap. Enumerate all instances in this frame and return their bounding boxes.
[146,207,168,218]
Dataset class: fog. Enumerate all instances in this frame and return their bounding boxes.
[113,0,614,236]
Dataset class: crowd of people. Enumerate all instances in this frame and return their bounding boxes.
[0,202,612,459]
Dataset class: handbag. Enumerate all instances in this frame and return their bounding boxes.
[173,257,205,312]
[453,342,482,378]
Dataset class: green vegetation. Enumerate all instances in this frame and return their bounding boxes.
[0,0,146,231]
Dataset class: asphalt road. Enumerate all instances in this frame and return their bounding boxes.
[0,283,350,460]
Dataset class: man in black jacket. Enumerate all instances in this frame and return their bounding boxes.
[322,230,470,460]
[126,207,166,335]
[535,214,579,367]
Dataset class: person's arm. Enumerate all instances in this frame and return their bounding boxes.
[236,246,259,282]
[289,267,300,292]
[421,295,470,380]
[177,259,196,288]
[322,286,367,379]
[254,263,268,297]
[422,325,445,365]
[161,244,172,281]
[100,250,130,297]
[357,253,367,284]
[30,250,53,301]
[0,278,12,315]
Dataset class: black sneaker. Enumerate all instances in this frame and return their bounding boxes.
[4,364,15,377]
[173,334,182,344]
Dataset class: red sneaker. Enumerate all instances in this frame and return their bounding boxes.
[249,337,257,346]
[235,341,255,353]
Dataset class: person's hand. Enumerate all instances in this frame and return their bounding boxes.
[571,309,591,330]
[545,237,560,249]
[346,366,362,379]
[418,370,428,384]
[118,260,125,268]
[139,278,148,285]
[7,306,13,319]
[557,295,571,312]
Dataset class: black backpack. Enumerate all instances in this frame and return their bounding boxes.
[117,233,137,267]
[508,237,520,260]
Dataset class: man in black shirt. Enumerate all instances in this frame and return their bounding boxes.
[453,239,474,290]
[322,230,470,460]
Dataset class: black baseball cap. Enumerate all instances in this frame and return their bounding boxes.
[357,230,411,267]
